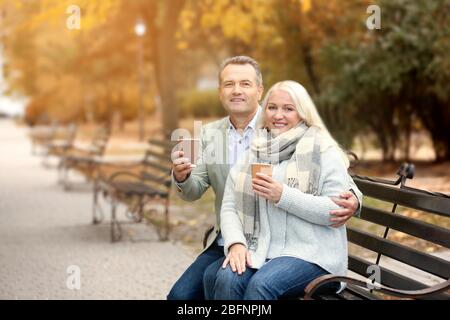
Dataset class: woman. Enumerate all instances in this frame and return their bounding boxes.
[204,80,351,300]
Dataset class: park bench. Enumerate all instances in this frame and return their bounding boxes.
[92,138,176,242]
[58,126,111,190]
[42,123,78,167]
[304,163,450,300]
[29,123,58,155]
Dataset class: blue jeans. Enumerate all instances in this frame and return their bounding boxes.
[203,256,227,299]
[210,256,339,300]
[167,241,224,300]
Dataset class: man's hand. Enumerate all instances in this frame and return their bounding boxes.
[330,191,359,228]
[171,150,194,183]
[252,173,283,203]
[223,243,252,275]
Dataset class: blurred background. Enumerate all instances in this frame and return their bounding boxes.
[0,0,448,160]
[0,0,448,156]
[0,0,449,248]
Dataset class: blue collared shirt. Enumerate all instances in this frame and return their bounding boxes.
[227,108,260,165]
[217,107,261,245]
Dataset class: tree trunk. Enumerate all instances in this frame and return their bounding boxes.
[291,0,321,95]
[151,0,186,138]
[301,44,321,95]
[414,98,450,162]
[431,131,450,162]
[404,113,412,161]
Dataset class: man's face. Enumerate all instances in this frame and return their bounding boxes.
[219,64,263,117]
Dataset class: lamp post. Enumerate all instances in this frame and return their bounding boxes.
[134,19,146,141]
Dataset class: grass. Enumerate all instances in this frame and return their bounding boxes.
[167,187,216,253]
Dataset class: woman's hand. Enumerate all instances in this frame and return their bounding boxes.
[222,243,252,274]
[252,173,283,203]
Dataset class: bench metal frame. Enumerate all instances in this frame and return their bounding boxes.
[92,139,175,242]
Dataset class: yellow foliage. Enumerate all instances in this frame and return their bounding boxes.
[2,0,376,126]
[302,0,311,12]
[177,41,188,50]
[194,0,275,44]
[221,6,253,43]
[16,0,121,32]
[179,8,195,31]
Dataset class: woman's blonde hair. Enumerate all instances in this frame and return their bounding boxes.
[258,80,349,168]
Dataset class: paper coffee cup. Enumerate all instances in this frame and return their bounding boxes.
[177,138,199,168]
[251,163,273,179]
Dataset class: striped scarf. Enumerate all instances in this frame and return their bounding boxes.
[234,122,322,250]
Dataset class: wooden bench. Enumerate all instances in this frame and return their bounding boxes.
[29,123,58,155]
[304,163,450,300]
[92,138,176,242]
[59,126,111,190]
[42,124,78,167]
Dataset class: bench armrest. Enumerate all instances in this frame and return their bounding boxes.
[304,274,450,300]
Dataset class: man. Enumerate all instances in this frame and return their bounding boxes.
[167,56,361,300]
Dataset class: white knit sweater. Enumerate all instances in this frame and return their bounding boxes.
[220,145,350,276]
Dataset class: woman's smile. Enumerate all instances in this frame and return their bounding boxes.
[265,89,301,134]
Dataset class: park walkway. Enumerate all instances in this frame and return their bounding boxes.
[0,119,195,299]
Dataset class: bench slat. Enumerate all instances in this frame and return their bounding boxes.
[143,159,172,173]
[140,171,171,188]
[148,139,177,152]
[344,285,379,300]
[347,227,450,279]
[349,255,426,290]
[86,127,110,155]
[110,181,168,197]
[354,178,450,217]
[359,206,450,248]
[309,289,360,300]
[348,255,449,299]
[145,149,171,162]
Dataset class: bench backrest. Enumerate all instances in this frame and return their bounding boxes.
[349,166,450,298]
[64,123,78,145]
[139,139,176,189]
[30,123,58,143]
[90,126,111,156]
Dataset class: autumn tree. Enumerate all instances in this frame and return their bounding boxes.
[319,0,450,161]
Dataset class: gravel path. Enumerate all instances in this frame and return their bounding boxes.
[0,119,195,299]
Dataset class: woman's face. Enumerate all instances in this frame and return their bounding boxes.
[265,89,302,135]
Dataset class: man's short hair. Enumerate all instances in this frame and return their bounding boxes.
[219,56,263,86]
